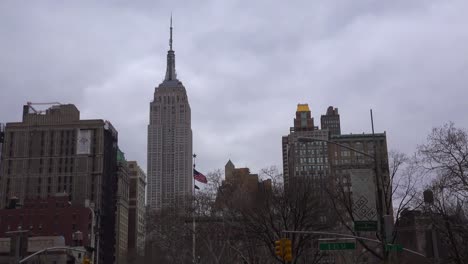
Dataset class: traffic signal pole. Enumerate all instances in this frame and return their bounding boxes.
[282,230,426,258]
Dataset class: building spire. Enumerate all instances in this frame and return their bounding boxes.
[165,14,177,81]
[169,13,173,51]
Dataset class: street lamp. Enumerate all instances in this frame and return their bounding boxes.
[84,200,99,264]
[295,137,390,263]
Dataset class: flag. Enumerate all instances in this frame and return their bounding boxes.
[193,169,207,183]
[194,185,200,190]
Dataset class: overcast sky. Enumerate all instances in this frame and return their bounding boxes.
[1,1,467,176]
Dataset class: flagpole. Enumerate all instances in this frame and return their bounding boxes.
[192,153,196,264]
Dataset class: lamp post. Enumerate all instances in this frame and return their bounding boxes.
[296,136,391,263]
[85,200,98,264]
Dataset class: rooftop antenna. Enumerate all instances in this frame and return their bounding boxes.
[169,13,173,51]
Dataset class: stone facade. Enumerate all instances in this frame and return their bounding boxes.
[147,24,192,211]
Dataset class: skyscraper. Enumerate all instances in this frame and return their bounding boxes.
[282,104,329,191]
[147,18,193,211]
[321,106,341,136]
[282,104,392,263]
[0,103,119,264]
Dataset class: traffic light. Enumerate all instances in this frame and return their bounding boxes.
[284,239,292,262]
[275,239,284,258]
[275,238,293,262]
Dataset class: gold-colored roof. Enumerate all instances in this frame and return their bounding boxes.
[296,104,310,112]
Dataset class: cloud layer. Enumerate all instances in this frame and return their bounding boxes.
[1,0,467,174]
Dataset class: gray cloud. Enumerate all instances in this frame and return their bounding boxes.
[1,0,467,175]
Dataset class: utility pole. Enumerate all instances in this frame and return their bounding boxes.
[371,109,389,263]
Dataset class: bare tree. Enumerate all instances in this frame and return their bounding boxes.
[221,167,331,264]
[327,150,423,262]
[145,206,193,264]
[418,122,468,264]
[390,152,425,236]
[419,122,468,195]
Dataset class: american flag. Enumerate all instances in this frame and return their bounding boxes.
[193,169,207,183]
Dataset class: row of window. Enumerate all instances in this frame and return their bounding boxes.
[298,157,327,164]
[295,165,328,172]
[155,95,187,104]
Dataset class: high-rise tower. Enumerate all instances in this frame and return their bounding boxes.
[321,106,341,136]
[147,18,193,211]
[281,104,328,191]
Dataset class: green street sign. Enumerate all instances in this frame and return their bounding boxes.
[354,221,378,231]
[385,244,403,252]
[319,242,356,251]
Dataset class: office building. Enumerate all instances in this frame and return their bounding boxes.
[282,104,330,198]
[0,103,118,264]
[215,160,271,210]
[115,149,130,264]
[147,19,193,211]
[127,161,146,260]
[328,133,390,221]
[282,104,393,263]
[321,106,341,136]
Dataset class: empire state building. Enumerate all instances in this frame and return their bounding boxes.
[148,19,193,211]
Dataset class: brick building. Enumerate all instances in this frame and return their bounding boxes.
[215,160,271,210]
[0,195,93,263]
[0,195,93,246]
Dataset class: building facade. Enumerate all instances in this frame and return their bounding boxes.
[328,133,390,220]
[282,104,330,200]
[115,149,129,264]
[0,123,4,162]
[321,106,341,136]
[215,160,271,210]
[0,104,118,264]
[147,21,193,211]
[0,195,93,245]
[394,209,448,264]
[0,195,93,263]
[282,104,392,263]
[127,161,146,259]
